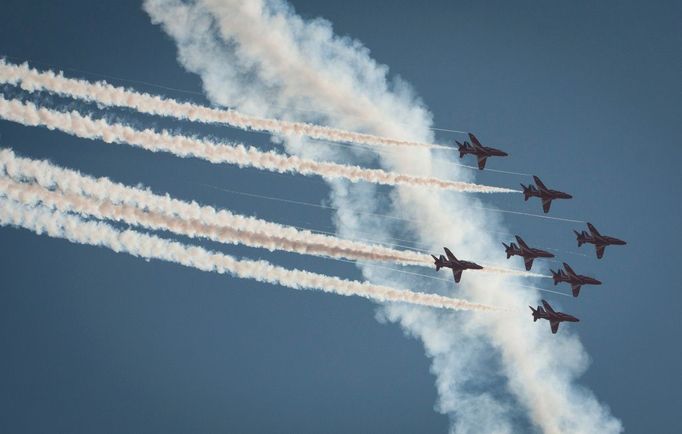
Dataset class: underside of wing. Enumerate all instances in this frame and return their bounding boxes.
[587,222,601,237]
[453,269,463,283]
[550,320,560,334]
[533,176,548,190]
[542,198,552,213]
[542,300,555,313]
[477,155,488,170]
[596,245,605,259]
[571,284,581,298]
[524,256,534,271]
[468,133,483,148]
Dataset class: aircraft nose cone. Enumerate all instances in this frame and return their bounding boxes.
[594,279,602,285]
[566,193,573,199]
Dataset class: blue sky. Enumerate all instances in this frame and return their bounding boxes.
[1,0,680,432]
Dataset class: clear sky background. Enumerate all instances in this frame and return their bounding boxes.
[0,1,680,433]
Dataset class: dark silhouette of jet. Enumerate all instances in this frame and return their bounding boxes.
[551,262,602,297]
[502,235,554,271]
[575,222,626,259]
[530,299,579,334]
[521,176,572,213]
[455,133,508,170]
[432,247,483,283]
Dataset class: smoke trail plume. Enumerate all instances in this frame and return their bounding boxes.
[0,197,502,313]
[0,58,452,151]
[0,149,543,278]
[0,172,428,266]
[0,96,516,194]
[144,0,623,432]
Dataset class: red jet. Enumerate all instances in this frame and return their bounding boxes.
[503,235,555,271]
[432,247,483,284]
[456,133,508,170]
[521,176,573,213]
[551,262,602,297]
[530,300,579,334]
[575,223,627,259]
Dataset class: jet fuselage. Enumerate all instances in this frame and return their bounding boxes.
[575,223,627,258]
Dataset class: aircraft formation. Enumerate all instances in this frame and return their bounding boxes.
[435,133,626,334]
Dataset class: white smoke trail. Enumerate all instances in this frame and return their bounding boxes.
[0,171,429,266]
[0,175,424,265]
[0,149,543,278]
[0,58,457,151]
[0,197,502,313]
[0,96,517,194]
[143,1,623,432]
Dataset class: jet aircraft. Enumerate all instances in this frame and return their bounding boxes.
[551,262,602,297]
[432,247,483,283]
[502,235,554,271]
[575,222,626,259]
[521,176,573,213]
[530,299,579,334]
[455,133,508,170]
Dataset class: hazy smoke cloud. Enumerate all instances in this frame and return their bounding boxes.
[142,0,622,432]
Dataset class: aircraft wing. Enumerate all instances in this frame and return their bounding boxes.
[515,236,529,250]
[533,176,548,190]
[477,155,488,170]
[541,300,556,313]
[468,133,483,148]
[596,245,606,259]
[523,256,535,271]
[550,320,560,334]
[453,269,463,283]
[444,247,457,262]
[571,284,582,298]
[542,198,552,213]
[587,222,601,237]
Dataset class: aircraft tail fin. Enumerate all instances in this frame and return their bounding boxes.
[530,305,544,322]
[456,141,467,159]
[432,254,442,271]
[529,306,537,321]
[502,243,513,259]
[574,230,587,247]
[521,184,533,201]
[550,269,561,285]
